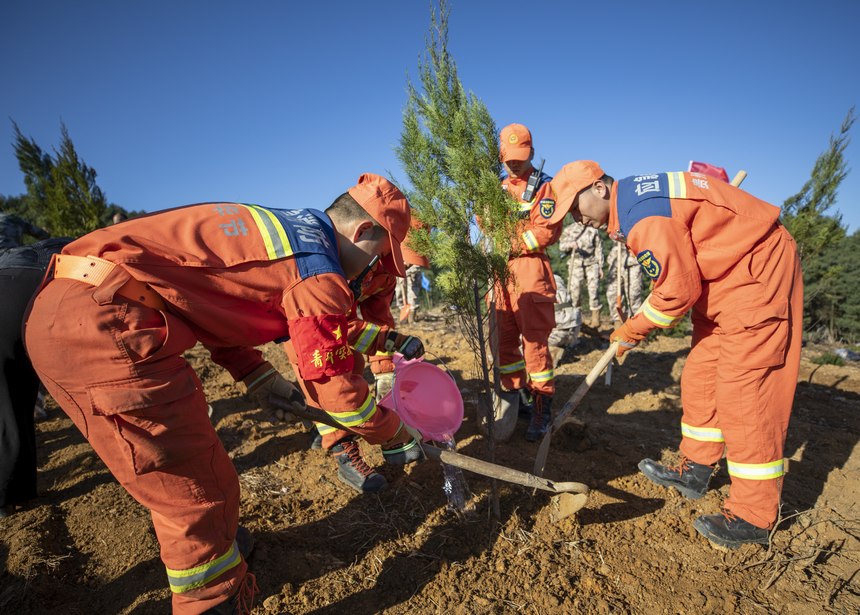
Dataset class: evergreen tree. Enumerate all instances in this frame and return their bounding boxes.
[13,121,108,237]
[782,107,854,261]
[396,0,520,512]
[780,107,855,339]
[11,122,53,230]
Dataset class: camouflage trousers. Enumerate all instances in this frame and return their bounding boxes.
[394,265,422,308]
[567,255,601,312]
[606,265,644,321]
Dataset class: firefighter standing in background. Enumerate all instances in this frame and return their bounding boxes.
[559,219,604,329]
[605,241,645,324]
[550,161,803,549]
[25,174,422,614]
[491,123,563,441]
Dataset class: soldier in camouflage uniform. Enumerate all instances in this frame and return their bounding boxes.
[559,220,604,328]
[394,264,423,321]
[605,242,645,324]
[548,274,580,367]
[0,213,49,252]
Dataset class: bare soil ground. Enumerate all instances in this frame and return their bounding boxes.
[2,309,859,614]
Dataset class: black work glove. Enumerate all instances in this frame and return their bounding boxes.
[385,331,425,360]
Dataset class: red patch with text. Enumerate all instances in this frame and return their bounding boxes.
[289,314,354,380]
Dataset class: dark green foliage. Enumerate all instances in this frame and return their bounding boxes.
[810,352,845,366]
[804,230,860,342]
[782,107,853,261]
[0,194,30,218]
[11,121,109,237]
[780,108,856,342]
[395,1,519,329]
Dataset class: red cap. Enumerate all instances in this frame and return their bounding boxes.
[499,123,533,163]
[547,160,605,224]
[348,173,411,276]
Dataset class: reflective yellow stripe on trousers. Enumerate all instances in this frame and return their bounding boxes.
[681,422,725,443]
[499,360,526,375]
[727,459,786,480]
[316,392,377,435]
[166,541,241,593]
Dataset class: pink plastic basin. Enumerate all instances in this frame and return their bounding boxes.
[379,357,464,441]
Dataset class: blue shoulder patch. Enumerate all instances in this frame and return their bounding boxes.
[258,208,344,280]
[616,174,673,237]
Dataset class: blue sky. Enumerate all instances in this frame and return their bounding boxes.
[2,1,859,231]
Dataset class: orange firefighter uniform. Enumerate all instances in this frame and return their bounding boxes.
[494,169,561,397]
[301,215,429,448]
[25,192,410,613]
[294,262,399,448]
[607,171,803,529]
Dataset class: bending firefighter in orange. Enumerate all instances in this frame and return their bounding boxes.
[24,174,424,615]
[493,123,563,441]
[299,220,427,454]
[550,161,803,549]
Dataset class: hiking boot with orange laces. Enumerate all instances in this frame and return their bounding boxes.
[525,393,552,442]
[638,456,714,499]
[331,438,388,493]
[693,509,770,549]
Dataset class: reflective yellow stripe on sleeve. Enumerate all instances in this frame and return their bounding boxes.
[681,422,725,443]
[726,459,786,480]
[353,323,381,354]
[522,230,539,252]
[518,201,533,214]
[667,172,687,199]
[642,297,677,328]
[166,541,242,593]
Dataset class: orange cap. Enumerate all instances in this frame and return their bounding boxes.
[402,215,430,268]
[547,160,606,224]
[402,242,430,268]
[348,173,411,276]
[499,123,533,163]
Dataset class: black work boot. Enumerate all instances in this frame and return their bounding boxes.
[638,457,715,500]
[693,511,770,549]
[331,438,388,493]
[517,388,534,420]
[525,393,552,442]
[382,437,424,465]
